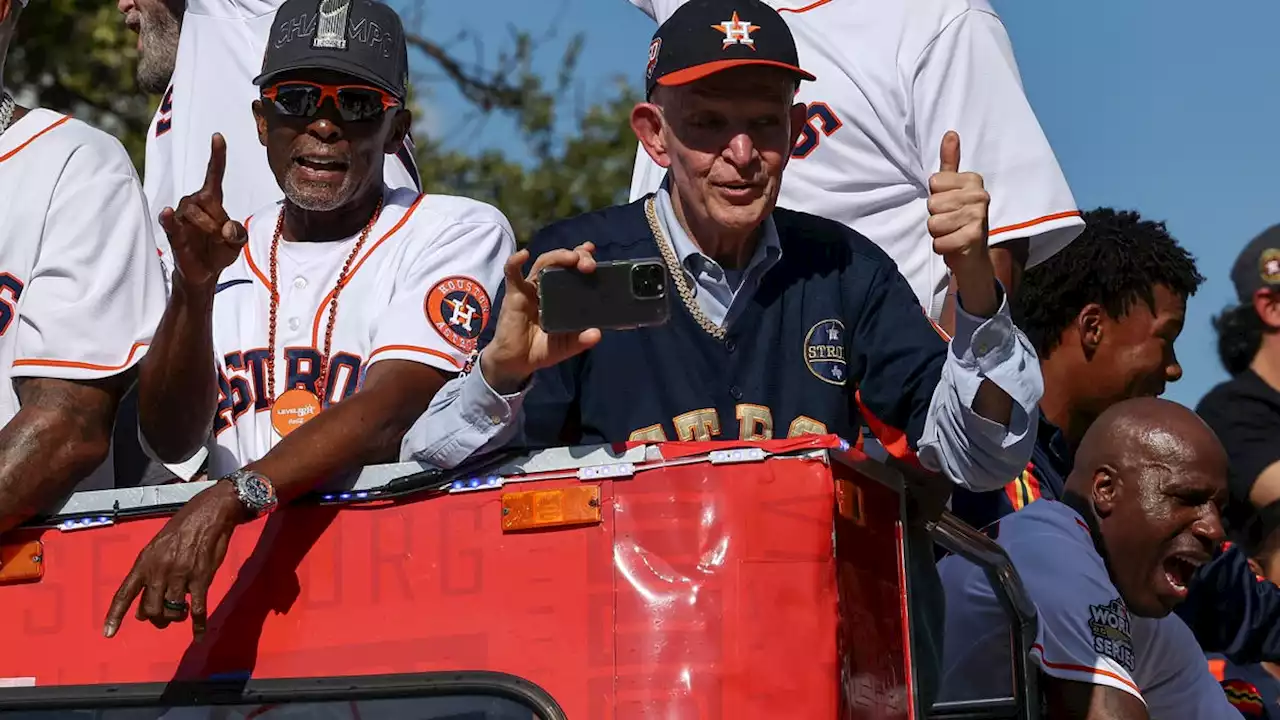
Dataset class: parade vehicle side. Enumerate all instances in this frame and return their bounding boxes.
[0,436,1038,719]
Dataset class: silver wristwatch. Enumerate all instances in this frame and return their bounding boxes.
[223,469,279,517]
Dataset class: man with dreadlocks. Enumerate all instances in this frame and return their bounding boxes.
[950,207,1280,677]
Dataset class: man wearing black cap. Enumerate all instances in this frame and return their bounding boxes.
[402,0,1044,705]
[102,0,515,639]
[1198,227,1280,538]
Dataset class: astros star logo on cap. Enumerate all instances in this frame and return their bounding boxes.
[1260,248,1280,284]
[713,11,761,49]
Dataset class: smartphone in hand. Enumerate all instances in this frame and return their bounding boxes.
[537,258,671,333]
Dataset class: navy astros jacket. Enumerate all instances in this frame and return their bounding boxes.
[490,197,949,453]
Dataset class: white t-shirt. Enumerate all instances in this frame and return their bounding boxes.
[0,109,168,489]
[938,500,1238,718]
[162,186,513,480]
[143,0,420,260]
[627,0,1083,317]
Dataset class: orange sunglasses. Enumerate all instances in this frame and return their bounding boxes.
[261,81,401,122]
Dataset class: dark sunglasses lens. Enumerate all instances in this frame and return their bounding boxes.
[272,85,321,117]
[336,88,389,121]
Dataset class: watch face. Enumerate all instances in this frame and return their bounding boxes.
[240,476,272,508]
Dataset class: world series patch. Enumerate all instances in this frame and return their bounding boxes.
[804,319,846,386]
[425,276,491,354]
[1087,598,1134,672]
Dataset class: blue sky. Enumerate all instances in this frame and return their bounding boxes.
[415,0,1280,409]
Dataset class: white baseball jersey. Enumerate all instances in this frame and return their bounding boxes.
[157,186,513,481]
[143,0,421,260]
[627,0,1083,317]
[0,109,168,489]
[938,500,1237,718]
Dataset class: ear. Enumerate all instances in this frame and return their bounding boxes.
[631,102,672,169]
[788,101,806,152]
[1077,303,1105,356]
[1253,288,1280,330]
[382,107,412,155]
[252,100,269,148]
[1092,465,1120,518]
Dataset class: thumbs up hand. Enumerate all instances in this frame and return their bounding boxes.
[927,131,997,318]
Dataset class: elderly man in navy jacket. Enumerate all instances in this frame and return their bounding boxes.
[401,0,1046,708]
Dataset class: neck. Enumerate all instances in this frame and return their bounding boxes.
[282,185,384,243]
[1062,489,1110,565]
[668,185,760,269]
[1251,337,1280,390]
[1039,357,1096,450]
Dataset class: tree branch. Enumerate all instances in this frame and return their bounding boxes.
[404,32,527,112]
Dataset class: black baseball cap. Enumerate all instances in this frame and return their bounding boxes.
[254,0,409,100]
[1230,224,1280,303]
[644,0,816,97]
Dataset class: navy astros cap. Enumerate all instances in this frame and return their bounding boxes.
[254,0,409,100]
[645,0,816,97]
[1230,224,1280,303]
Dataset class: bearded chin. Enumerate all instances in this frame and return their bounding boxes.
[137,23,179,95]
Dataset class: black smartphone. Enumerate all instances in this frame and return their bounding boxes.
[537,258,671,333]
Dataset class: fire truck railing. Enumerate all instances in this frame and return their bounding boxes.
[927,511,1041,720]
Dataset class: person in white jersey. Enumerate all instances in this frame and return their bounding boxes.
[102,0,513,638]
[938,397,1237,718]
[0,0,168,537]
[116,0,422,484]
[626,0,1083,329]
[118,0,420,250]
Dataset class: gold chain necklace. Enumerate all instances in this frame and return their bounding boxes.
[644,196,726,341]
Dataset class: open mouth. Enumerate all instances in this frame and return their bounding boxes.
[1161,553,1205,597]
[293,156,350,180]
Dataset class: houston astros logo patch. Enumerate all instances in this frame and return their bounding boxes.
[1260,248,1280,284]
[714,11,760,49]
[804,319,846,385]
[425,276,491,353]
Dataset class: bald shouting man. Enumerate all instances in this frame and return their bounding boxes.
[938,398,1237,719]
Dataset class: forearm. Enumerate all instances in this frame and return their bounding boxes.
[954,275,1013,427]
[0,380,123,536]
[918,288,1043,491]
[244,361,448,505]
[138,280,218,462]
[989,238,1029,301]
[400,365,527,469]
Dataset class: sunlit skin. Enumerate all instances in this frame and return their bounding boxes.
[631,66,807,270]
[1064,398,1228,619]
[116,0,181,94]
[1041,284,1188,448]
[252,69,411,241]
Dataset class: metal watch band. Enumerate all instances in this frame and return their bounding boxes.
[223,469,279,516]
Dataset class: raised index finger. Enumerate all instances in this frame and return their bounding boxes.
[204,133,228,200]
[938,130,961,174]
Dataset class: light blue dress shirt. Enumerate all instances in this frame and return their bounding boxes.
[400,188,1044,492]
